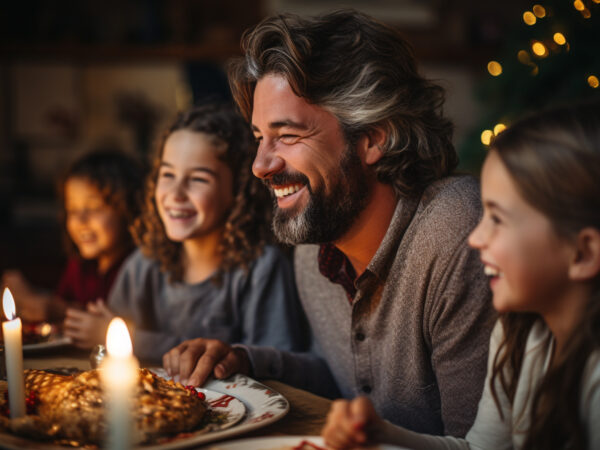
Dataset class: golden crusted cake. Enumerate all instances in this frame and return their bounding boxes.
[1,368,207,445]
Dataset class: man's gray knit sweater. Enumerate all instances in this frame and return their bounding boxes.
[244,176,495,437]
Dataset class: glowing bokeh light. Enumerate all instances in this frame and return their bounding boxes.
[487,61,503,76]
[494,124,507,135]
[573,0,585,11]
[481,130,494,146]
[531,65,539,76]
[553,33,567,45]
[533,5,546,17]
[588,75,599,88]
[532,41,547,56]
[523,11,537,25]
[517,50,531,64]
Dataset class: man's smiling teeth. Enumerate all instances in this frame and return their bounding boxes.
[273,184,303,198]
[484,265,502,277]
[167,209,195,219]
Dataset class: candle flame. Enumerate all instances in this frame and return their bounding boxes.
[2,288,16,321]
[106,317,133,358]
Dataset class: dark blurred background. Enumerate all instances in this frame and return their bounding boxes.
[1,0,598,289]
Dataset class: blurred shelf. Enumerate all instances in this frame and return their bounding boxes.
[1,40,498,68]
[0,42,243,63]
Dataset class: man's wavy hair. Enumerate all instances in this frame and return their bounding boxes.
[58,149,145,258]
[228,9,457,197]
[488,100,600,450]
[132,103,271,283]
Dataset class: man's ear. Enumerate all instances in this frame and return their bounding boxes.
[569,227,600,281]
[358,127,387,166]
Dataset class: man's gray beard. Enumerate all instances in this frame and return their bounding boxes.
[271,148,370,245]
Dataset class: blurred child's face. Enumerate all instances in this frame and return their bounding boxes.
[155,130,234,243]
[468,151,574,315]
[64,177,125,267]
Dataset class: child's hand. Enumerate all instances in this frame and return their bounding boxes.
[63,300,114,349]
[322,396,383,449]
[162,338,250,386]
[2,270,50,322]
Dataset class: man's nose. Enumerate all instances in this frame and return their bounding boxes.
[252,141,284,180]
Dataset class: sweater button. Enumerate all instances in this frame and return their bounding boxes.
[362,385,372,394]
[355,332,365,341]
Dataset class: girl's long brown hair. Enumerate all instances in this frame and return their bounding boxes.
[488,100,600,449]
[132,103,272,283]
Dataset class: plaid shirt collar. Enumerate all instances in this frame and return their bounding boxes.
[318,243,357,301]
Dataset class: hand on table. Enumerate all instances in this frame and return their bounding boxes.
[322,396,385,449]
[162,338,250,387]
[64,299,114,349]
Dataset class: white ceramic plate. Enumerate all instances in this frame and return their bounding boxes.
[0,371,288,449]
[23,335,72,352]
[146,369,290,449]
[199,435,409,450]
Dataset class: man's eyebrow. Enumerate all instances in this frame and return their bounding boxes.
[252,119,309,132]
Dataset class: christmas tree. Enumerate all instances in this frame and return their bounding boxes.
[459,0,600,173]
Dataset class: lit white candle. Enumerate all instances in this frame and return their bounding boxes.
[2,288,26,419]
[101,317,139,450]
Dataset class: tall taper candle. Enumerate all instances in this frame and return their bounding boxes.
[2,288,26,418]
[102,317,138,450]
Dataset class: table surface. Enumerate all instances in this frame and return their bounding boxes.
[3,345,332,442]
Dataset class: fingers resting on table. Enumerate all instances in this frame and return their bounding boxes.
[63,299,114,349]
[162,338,250,387]
[322,396,382,449]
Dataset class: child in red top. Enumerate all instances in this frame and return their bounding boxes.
[2,150,144,326]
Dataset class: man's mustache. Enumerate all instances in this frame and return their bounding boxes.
[262,172,311,191]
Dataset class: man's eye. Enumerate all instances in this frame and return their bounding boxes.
[490,214,501,225]
[191,177,209,183]
[280,134,299,144]
[159,171,174,179]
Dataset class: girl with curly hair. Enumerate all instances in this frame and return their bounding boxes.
[3,149,144,331]
[95,103,306,363]
[322,100,600,450]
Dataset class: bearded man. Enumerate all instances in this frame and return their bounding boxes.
[163,9,495,437]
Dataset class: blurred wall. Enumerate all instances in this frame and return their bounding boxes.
[0,0,523,286]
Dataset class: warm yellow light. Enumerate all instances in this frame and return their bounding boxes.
[517,50,531,64]
[39,323,53,337]
[2,288,16,321]
[481,130,494,146]
[588,75,599,88]
[106,318,133,358]
[532,41,547,56]
[582,8,591,18]
[487,61,503,76]
[531,65,540,76]
[494,124,507,135]
[553,33,567,45]
[533,5,546,17]
[523,11,537,25]
[573,0,585,10]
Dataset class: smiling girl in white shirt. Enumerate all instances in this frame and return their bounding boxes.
[322,100,600,450]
